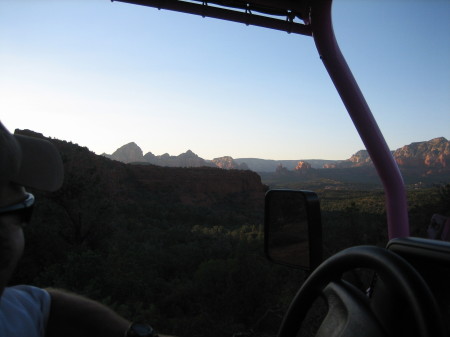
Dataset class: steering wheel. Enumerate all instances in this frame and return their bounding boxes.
[277,245,445,337]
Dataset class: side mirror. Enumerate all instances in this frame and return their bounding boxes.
[264,189,322,271]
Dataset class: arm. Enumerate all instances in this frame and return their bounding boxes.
[45,288,130,337]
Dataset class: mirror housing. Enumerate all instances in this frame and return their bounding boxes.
[264,189,322,271]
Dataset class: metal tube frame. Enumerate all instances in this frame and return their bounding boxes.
[113,0,312,36]
[310,0,409,239]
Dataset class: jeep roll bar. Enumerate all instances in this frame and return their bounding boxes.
[112,0,410,240]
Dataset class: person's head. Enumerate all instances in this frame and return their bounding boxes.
[0,122,63,294]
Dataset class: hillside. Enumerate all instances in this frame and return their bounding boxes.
[12,130,283,337]
[131,164,265,208]
[12,129,449,337]
[16,129,266,212]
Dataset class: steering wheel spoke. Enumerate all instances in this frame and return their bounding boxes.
[316,281,387,337]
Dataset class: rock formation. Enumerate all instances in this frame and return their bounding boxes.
[212,156,249,170]
[294,161,312,172]
[108,147,214,168]
[393,137,449,169]
[324,138,450,171]
[107,142,144,163]
[275,164,289,175]
[145,149,212,168]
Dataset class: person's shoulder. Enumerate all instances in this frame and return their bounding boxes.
[0,285,51,337]
[4,285,50,304]
[1,285,51,322]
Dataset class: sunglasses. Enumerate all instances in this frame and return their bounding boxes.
[0,193,35,225]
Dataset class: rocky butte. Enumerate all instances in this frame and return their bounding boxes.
[294,161,312,172]
[212,156,249,170]
[393,137,449,169]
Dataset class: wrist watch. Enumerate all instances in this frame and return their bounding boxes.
[125,323,159,337]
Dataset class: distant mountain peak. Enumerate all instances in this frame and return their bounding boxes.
[109,142,144,163]
[429,137,448,144]
[179,150,199,158]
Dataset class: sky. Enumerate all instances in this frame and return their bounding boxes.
[0,0,449,160]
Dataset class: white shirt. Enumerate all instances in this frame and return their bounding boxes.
[0,285,51,337]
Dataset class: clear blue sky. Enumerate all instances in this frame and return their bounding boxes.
[1,0,449,160]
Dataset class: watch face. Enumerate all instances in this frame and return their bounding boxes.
[130,323,155,337]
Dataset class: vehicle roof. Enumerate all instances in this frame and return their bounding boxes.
[115,0,312,35]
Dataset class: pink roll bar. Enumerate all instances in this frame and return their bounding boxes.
[311,1,409,239]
